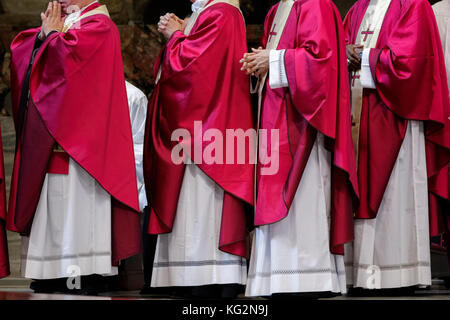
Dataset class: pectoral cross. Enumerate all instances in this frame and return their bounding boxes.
[268,23,277,43]
[361,25,374,42]
[352,74,360,87]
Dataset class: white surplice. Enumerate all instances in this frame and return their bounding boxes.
[151,164,247,287]
[346,121,431,289]
[21,82,148,279]
[246,134,347,296]
[245,47,346,296]
[21,159,116,280]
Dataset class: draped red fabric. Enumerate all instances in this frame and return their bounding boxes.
[255,0,359,254]
[144,2,254,258]
[344,0,450,237]
[9,3,141,264]
[0,222,8,279]
[0,123,9,279]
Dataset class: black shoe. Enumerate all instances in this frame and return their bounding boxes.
[347,286,419,297]
[62,275,120,296]
[30,278,68,294]
[190,284,245,299]
[139,285,173,298]
[61,275,98,296]
[444,277,450,289]
[31,275,118,296]
[270,292,321,300]
[220,284,245,299]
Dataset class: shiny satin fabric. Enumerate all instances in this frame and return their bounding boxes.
[144,2,254,258]
[255,0,359,255]
[9,3,141,265]
[344,0,450,237]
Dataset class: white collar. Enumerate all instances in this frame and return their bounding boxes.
[64,1,98,26]
[192,0,209,13]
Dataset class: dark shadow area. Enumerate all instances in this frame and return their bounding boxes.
[141,0,444,25]
[142,1,192,24]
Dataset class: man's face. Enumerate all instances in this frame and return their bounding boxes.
[58,0,85,14]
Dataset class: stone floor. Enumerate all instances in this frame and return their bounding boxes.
[0,286,449,300]
[0,278,449,300]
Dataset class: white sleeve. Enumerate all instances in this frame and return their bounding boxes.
[269,49,289,89]
[128,87,149,211]
[360,48,376,89]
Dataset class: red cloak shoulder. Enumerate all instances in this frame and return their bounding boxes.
[10,13,139,215]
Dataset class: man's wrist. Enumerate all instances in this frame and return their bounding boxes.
[45,29,59,37]
[168,29,181,41]
[38,30,46,40]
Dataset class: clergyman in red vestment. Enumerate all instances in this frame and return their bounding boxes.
[344,0,450,290]
[9,0,141,292]
[241,0,358,297]
[143,0,254,298]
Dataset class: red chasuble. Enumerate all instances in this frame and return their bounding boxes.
[144,1,254,258]
[255,0,359,254]
[9,3,141,265]
[0,126,9,279]
[344,0,450,237]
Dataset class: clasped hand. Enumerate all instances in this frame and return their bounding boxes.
[346,44,364,71]
[158,13,186,41]
[39,1,66,40]
[240,47,270,78]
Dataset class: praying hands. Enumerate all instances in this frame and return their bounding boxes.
[157,13,186,41]
[39,1,66,40]
[240,47,270,78]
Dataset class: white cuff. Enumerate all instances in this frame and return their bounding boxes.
[269,49,289,89]
[360,48,376,89]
